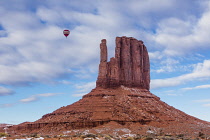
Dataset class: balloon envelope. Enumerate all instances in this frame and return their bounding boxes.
[63,30,70,37]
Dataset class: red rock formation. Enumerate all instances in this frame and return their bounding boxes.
[10,87,210,136]
[9,36,210,136]
[96,37,150,90]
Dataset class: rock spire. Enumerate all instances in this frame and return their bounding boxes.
[96,36,150,90]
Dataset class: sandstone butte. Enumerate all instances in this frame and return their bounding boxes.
[9,36,210,137]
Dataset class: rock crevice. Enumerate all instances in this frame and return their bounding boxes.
[96,36,150,90]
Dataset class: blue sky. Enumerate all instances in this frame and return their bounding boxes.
[0,0,210,124]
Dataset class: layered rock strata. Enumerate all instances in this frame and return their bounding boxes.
[9,36,210,136]
[96,37,150,90]
[11,86,210,135]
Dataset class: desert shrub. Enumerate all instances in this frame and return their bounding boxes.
[72,133,82,137]
[113,137,121,140]
[85,133,96,138]
[42,135,51,138]
[165,134,172,137]
[143,137,153,140]
[0,133,7,137]
[53,135,58,138]
[127,136,134,140]
[80,134,87,138]
[134,134,142,140]
[199,132,205,139]
[30,133,40,138]
[177,134,184,137]
[96,133,104,138]
[104,134,112,140]
[74,138,83,140]
[159,129,164,136]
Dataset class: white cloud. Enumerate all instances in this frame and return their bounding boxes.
[0,0,209,91]
[193,99,210,107]
[0,61,67,85]
[152,63,193,73]
[183,84,210,90]
[38,93,63,97]
[0,86,14,96]
[203,104,210,107]
[153,1,210,56]
[151,60,210,89]
[152,58,180,73]
[0,103,15,108]
[75,82,96,92]
[19,93,63,103]
[73,82,96,97]
[194,99,210,103]
[156,18,193,36]
[128,0,174,13]
[0,92,64,108]
[0,4,107,86]
[167,93,178,96]
[59,80,72,85]
[20,96,38,103]
[72,93,87,97]
[148,51,163,60]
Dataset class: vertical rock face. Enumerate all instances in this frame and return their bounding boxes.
[96,36,150,90]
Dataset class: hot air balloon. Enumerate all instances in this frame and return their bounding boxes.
[63,30,70,38]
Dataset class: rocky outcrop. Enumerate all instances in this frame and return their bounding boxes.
[9,36,210,136]
[10,87,210,136]
[96,37,150,90]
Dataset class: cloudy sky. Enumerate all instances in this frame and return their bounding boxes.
[0,0,210,124]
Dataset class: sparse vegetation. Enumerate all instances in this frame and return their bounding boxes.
[133,134,142,140]
[104,134,112,140]
[2,132,210,140]
[198,131,205,139]
[176,134,184,138]
[143,137,153,140]
[30,132,40,138]
[85,133,96,138]
[126,136,134,140]
[0,132,7,137]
